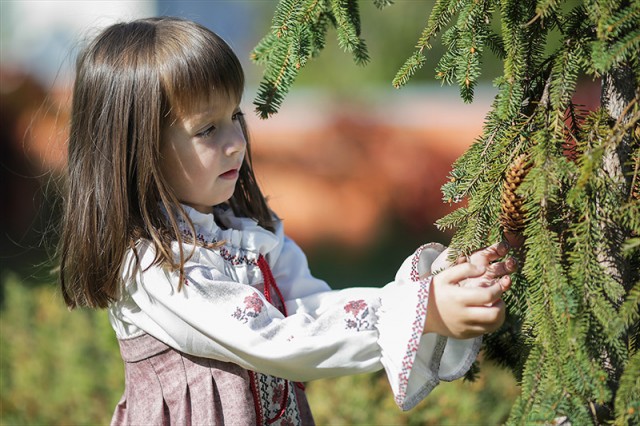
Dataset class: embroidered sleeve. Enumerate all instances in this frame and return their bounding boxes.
[376,243,482,411]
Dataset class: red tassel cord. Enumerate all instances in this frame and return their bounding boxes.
[256,255,306,423]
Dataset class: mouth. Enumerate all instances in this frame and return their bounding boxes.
[219,168,239,180]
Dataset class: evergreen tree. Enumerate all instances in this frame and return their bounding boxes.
[252,0,639,424]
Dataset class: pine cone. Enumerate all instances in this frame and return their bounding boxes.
[500,154,532,247]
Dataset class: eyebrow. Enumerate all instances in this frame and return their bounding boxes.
[187,104,243,133]
[189,115,215,134]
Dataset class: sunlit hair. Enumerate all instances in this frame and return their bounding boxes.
[59,17,273,309]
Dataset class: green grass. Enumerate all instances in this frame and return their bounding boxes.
[307,362,518,425]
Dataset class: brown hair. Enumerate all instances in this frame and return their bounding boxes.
[59,17,273,309]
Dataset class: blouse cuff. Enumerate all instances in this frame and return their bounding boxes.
[377,244,481,411]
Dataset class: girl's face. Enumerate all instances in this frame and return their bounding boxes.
[160,95,246,214]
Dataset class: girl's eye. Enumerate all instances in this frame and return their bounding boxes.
[232,111,244,121]
[196,125,215,138]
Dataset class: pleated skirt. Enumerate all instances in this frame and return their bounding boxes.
[111,333,314,425]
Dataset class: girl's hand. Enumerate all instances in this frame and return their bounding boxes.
[431,242,516,290]
[423,242,517,339]
[458,242,516,291]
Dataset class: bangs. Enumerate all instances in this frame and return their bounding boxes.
[155,19,244,117]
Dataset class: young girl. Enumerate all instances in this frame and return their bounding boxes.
[59,17,516,425]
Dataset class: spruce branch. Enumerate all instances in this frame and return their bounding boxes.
[591,1,640,74]
[613,348,640,426]
[393,0,462,87]
[592,29,640,74]
[594,1,640,42]
[526,0,561,26]
[271,0,299,37]
[416,0,463,51]
[392,51,426,88]
[572,101,640,192]
[251,33,278,65]
[617,279,640,338]
[253,0,373,117]
[454,0,490,102]
[549,46,585,138]
[510,346,545,424]
[373,0,394,10]
[253,39,299,118]
[434,27,461,86]
[485,31,506,60]
[330,0,370,65]
[252,0,328,117]
[630,148,640,202]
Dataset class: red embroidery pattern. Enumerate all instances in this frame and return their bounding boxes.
[271,383,285,404]
[410,244,438,283]
[395,244,432,407]
[232,293,265,323]
[344,299,371,331]
[410,244,430,281]
[395,277,430,407]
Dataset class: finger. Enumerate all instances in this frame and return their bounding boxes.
[455,255,468,265]
[454,304,506,337]
[465,302,506,332]
[437,248,459,269]
[458,282,504,306]
[484,257,517,278]
[498,275,512,292]
[468,241,509,266]
[436,262,486,284]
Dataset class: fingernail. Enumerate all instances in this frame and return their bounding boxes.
[507,257,517,269]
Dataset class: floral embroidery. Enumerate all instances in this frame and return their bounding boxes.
[232,293,264,323]
[344,299,370,331]
[344,299,367,315]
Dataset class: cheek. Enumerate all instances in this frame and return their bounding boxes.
[162,144,221,191]
[160,141,195,193]
[160,158,181,188]
[159,145,179,181]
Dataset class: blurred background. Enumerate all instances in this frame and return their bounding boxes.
[1,1,521,424]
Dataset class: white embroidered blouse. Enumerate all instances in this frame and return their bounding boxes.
[108,205,481,411]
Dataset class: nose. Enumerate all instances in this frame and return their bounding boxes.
[223,123,246,157]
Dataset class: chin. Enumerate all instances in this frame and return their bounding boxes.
[211,195,235,208]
